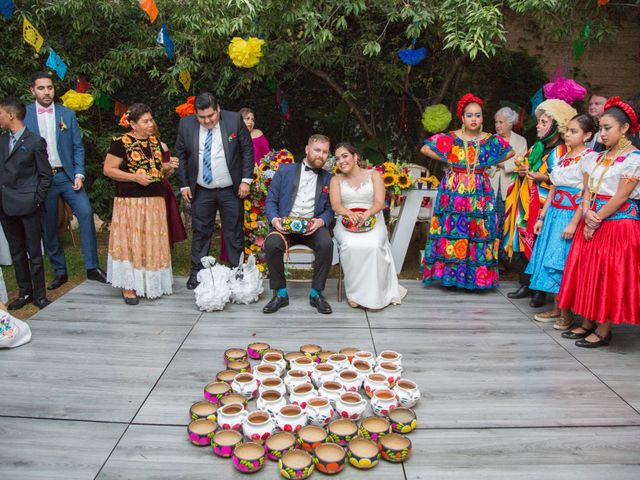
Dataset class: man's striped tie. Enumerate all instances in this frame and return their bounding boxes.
[203,128,213,184]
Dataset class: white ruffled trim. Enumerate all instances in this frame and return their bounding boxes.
[107,256,173,299]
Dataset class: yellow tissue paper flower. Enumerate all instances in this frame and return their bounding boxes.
[228,37,265,68]
[60,90,94,111]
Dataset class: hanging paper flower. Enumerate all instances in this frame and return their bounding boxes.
[60,90,94,111]
[543,77,587,105]
[228,37,265,68]
[421,104,452,133]
[597,0,609,6]
[175,96,195,117]
[398,47,427,66]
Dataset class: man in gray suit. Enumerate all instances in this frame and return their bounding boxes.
[175,93,254,289]
[0,97,53,309]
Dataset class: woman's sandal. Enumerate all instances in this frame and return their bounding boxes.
[575,330,612,348]
[561,326,594,340]
[122,291,139,306]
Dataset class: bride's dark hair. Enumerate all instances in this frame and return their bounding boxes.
[334,142,364,169]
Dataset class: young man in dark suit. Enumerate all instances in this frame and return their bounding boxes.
[0,97,53,309]
[263,134,334,314]
[175,92,254,289]
[24,71,107,290]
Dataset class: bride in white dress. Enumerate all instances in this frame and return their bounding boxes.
[330,143,407,309]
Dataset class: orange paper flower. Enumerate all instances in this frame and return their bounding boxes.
[175,96,196,118]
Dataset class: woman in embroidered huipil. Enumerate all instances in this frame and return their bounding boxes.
[558,97,640,348]
[419,93,514,290]
[525,115,598,330]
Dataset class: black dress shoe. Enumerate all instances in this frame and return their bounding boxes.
[507,285,531,299]
[263,295,289,314]
[87,268,107,283]
[575,331,612,348]
[33,298,52,309]
[310,294,332,314]
[529,291,546,308]
[122,292,139,305]
[562,327,595,340]
[47,274,68,290]
[187,273,199,290]
[7,295,32,310]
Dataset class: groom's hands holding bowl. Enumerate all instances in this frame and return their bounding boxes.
[304,218,324,236]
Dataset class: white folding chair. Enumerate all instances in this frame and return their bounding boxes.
[286,238,343,302]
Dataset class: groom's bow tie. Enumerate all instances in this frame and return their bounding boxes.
[305,165,322,175]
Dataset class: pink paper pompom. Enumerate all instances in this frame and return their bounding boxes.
[543,77,587,105]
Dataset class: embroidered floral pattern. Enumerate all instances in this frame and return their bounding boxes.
[119,134,164,182]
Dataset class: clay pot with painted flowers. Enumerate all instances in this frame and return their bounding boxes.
[258,376,287,397]
[376,350,402,366]
[318,380,344,405]
[370,388,399,417]
[388,407,417,434]
[290,356,316,377]
[305,396,334,427]
[374,361,403,387]
[232,442,265,474]
[311,363,337,388]
[189,400,218,423]
[279,449,315,480]
[358,416,390,442]
[265,431,296,462]
[253,363,280,385]
[256,389,287,416]
[289,382,316,409]
[326,418,357,447]
[363,373,389,398]
[274,404,308,433]
[211,429,243,458]
[346,437,380,470]
[284,369,310,393]
[313,443,347,475]
[297,424,328,452]
[351,359,373,377]
[231,372,259,400]
[326,353,350,372]
[353,350,376,368]
[335,392,367,421]
[336,369,363,392]
[224,348,247,366]
[261,352,286,376]
[379,433,412,463]
[241,410,276,444]
[247,342,270,360]
[203,381,231,404]
[187,418,217,447]
[338,347,359,363]
[393,378,421,408]
[216,402,247,431]
[299,344,322,363]
[317,350,336,364]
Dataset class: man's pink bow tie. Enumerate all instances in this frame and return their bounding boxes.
[38,106,53,114]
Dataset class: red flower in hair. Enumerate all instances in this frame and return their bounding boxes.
[456,93,484,118]
[604,96,640,134]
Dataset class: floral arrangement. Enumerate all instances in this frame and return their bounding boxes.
[375,161,413,199]
[421,104,452,133]
[414,176,440,189]
[244,149,295,273]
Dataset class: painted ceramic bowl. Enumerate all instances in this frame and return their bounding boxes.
[264,431,296,462]
[232,442,266,474]
[211,429,243,458]
[297,425,328,452]
[338,347,360,363]
[224,347,248,366]
[203,381,231,404]
[187,418,217,447]
[313,442,346,475]
[346,437,380,470]
[247,342,271,360]
[284,351,305,369]
[263,348,285,359]
[388,407,417,434]
[341,208,376,232]
[379,433,412,463]
[189,400,218,423]
[216,369,239,384]
[278,449,315,479]
[299,344,322,362]
[220,393,249,408]
[317,350,336,363]
[228,359,252,374]
[358,416,391,442]
[282,216,314,234]
[326,418,357,447]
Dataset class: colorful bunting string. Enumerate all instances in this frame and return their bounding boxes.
[45,49,67,80]
[75,77,91,93]
[0,0,14,20]
[114,100,128,118]
[93,91,111,111]
[156,23,175,61]
[139,0,158,23]
[23,17,44,52]
[530,88,544,115]
[178,70,191,92]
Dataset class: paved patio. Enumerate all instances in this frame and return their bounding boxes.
[1,279,639,479]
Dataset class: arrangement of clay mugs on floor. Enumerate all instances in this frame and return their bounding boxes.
[187,343,420,477]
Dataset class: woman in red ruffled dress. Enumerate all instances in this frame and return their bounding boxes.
[558,97,640,348]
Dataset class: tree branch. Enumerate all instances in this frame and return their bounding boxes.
[432,53,469,105]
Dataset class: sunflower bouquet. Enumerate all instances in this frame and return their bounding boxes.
[373,160,413,199]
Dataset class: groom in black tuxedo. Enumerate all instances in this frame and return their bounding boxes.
[0,97,53,309]
[175,93,254,289]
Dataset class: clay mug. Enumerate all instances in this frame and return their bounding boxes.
[336,369,363,392]
[263,347,285,359]
[224,347,247,366]
[241,410,276,444]
[247,342,270,360]
[305,396,334,427]
[190,400,218,423]
[370,388,399,417]
[264,431,296,462]
[231,372,259,400]
[346,437,380,470]
[279,449,315,480]
[228,359,251,374]
[284,351,305,369]
[256,389,287,416]
[376,350,402,367]
[338,347,360,363]
[232,441,265,474]
[289,382,317,409]
[261,352,286,376]
[216,369,239,384]
[374,361,403,387]
[299,344,322,363]
[297,424,328,452]
[187,418,217,447]
[393,379,421,408]
[216,402,247,431]
[220,393,248,409]
[379,432,412,463]
[313,442,347,475]
[317,350,336,363]
[253,363,279,385]
[353,350,376,368]
[311,363,337,388]
[363,373,390,398]
[284,369,310,393]
[211,429,242,458]
[258,376,286,397]
[351,359,373,377]
[326,418,358,446]
[326,353,350,372]
[387,407,417,434]
[335,392,367,421]
[203,381,231,404]
[274,404,308,433]
[290,356,315,376]
[358,415,391,442]
[318,380,345,405]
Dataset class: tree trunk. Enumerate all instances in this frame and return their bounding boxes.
[432,54,469,105]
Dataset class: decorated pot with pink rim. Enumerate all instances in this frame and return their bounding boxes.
[187,418,217,447]
[224,347,248,366]
[274,404,307,433]
[318,380,344,405]
[284,351,305,369]
[216,369,239,384]
[305,396,334,426]
[313,442,347,475]
[211,429,243,458]
[231,372,259,400]
[216,402,247,431]
[258,376,286,396]
[203,381,231,404]
[247,342,270,360]
[353,350,376,368]
[290,356,315,376]
[346,437,380,470]
[256,389,287,416]
[326,418,358,447]
[232,442,265,473]
[228,359,252,374]
[289,383,316,409]
[264,431,296,462]
[393,378,421,408]
[363,373,390,398]
[317,350,336,363]
[242,410,276,444]
[297,424,328,452]
[220,393,248,408]
[376,350,402,367]
[326,354,350,372]
[358,416,390,442]
[284,369,310,393]
[374,361,403,387]
[299,344,322,363]
[351,359,373,377]
[379,432,412,463]
[371,388,399,417]
[388,407,417,434]
[253,364,279,385]
[335,392,367,421]
[311,363,337,388]
[279,449,315,479]
[261,352,286,376]
[336,369,363,392]
[338,347,360,363]
[190,400,218,423]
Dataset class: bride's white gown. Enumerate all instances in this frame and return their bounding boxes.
[334,173,407,309]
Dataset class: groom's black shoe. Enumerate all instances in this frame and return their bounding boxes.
[187,273,199,290]
[507,285,531,299]
[263,295,289,314]
[310,294,332,314]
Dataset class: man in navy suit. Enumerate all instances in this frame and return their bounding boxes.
[24,72,106,291]
[0,97,53,309]
[264,134,334,314]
